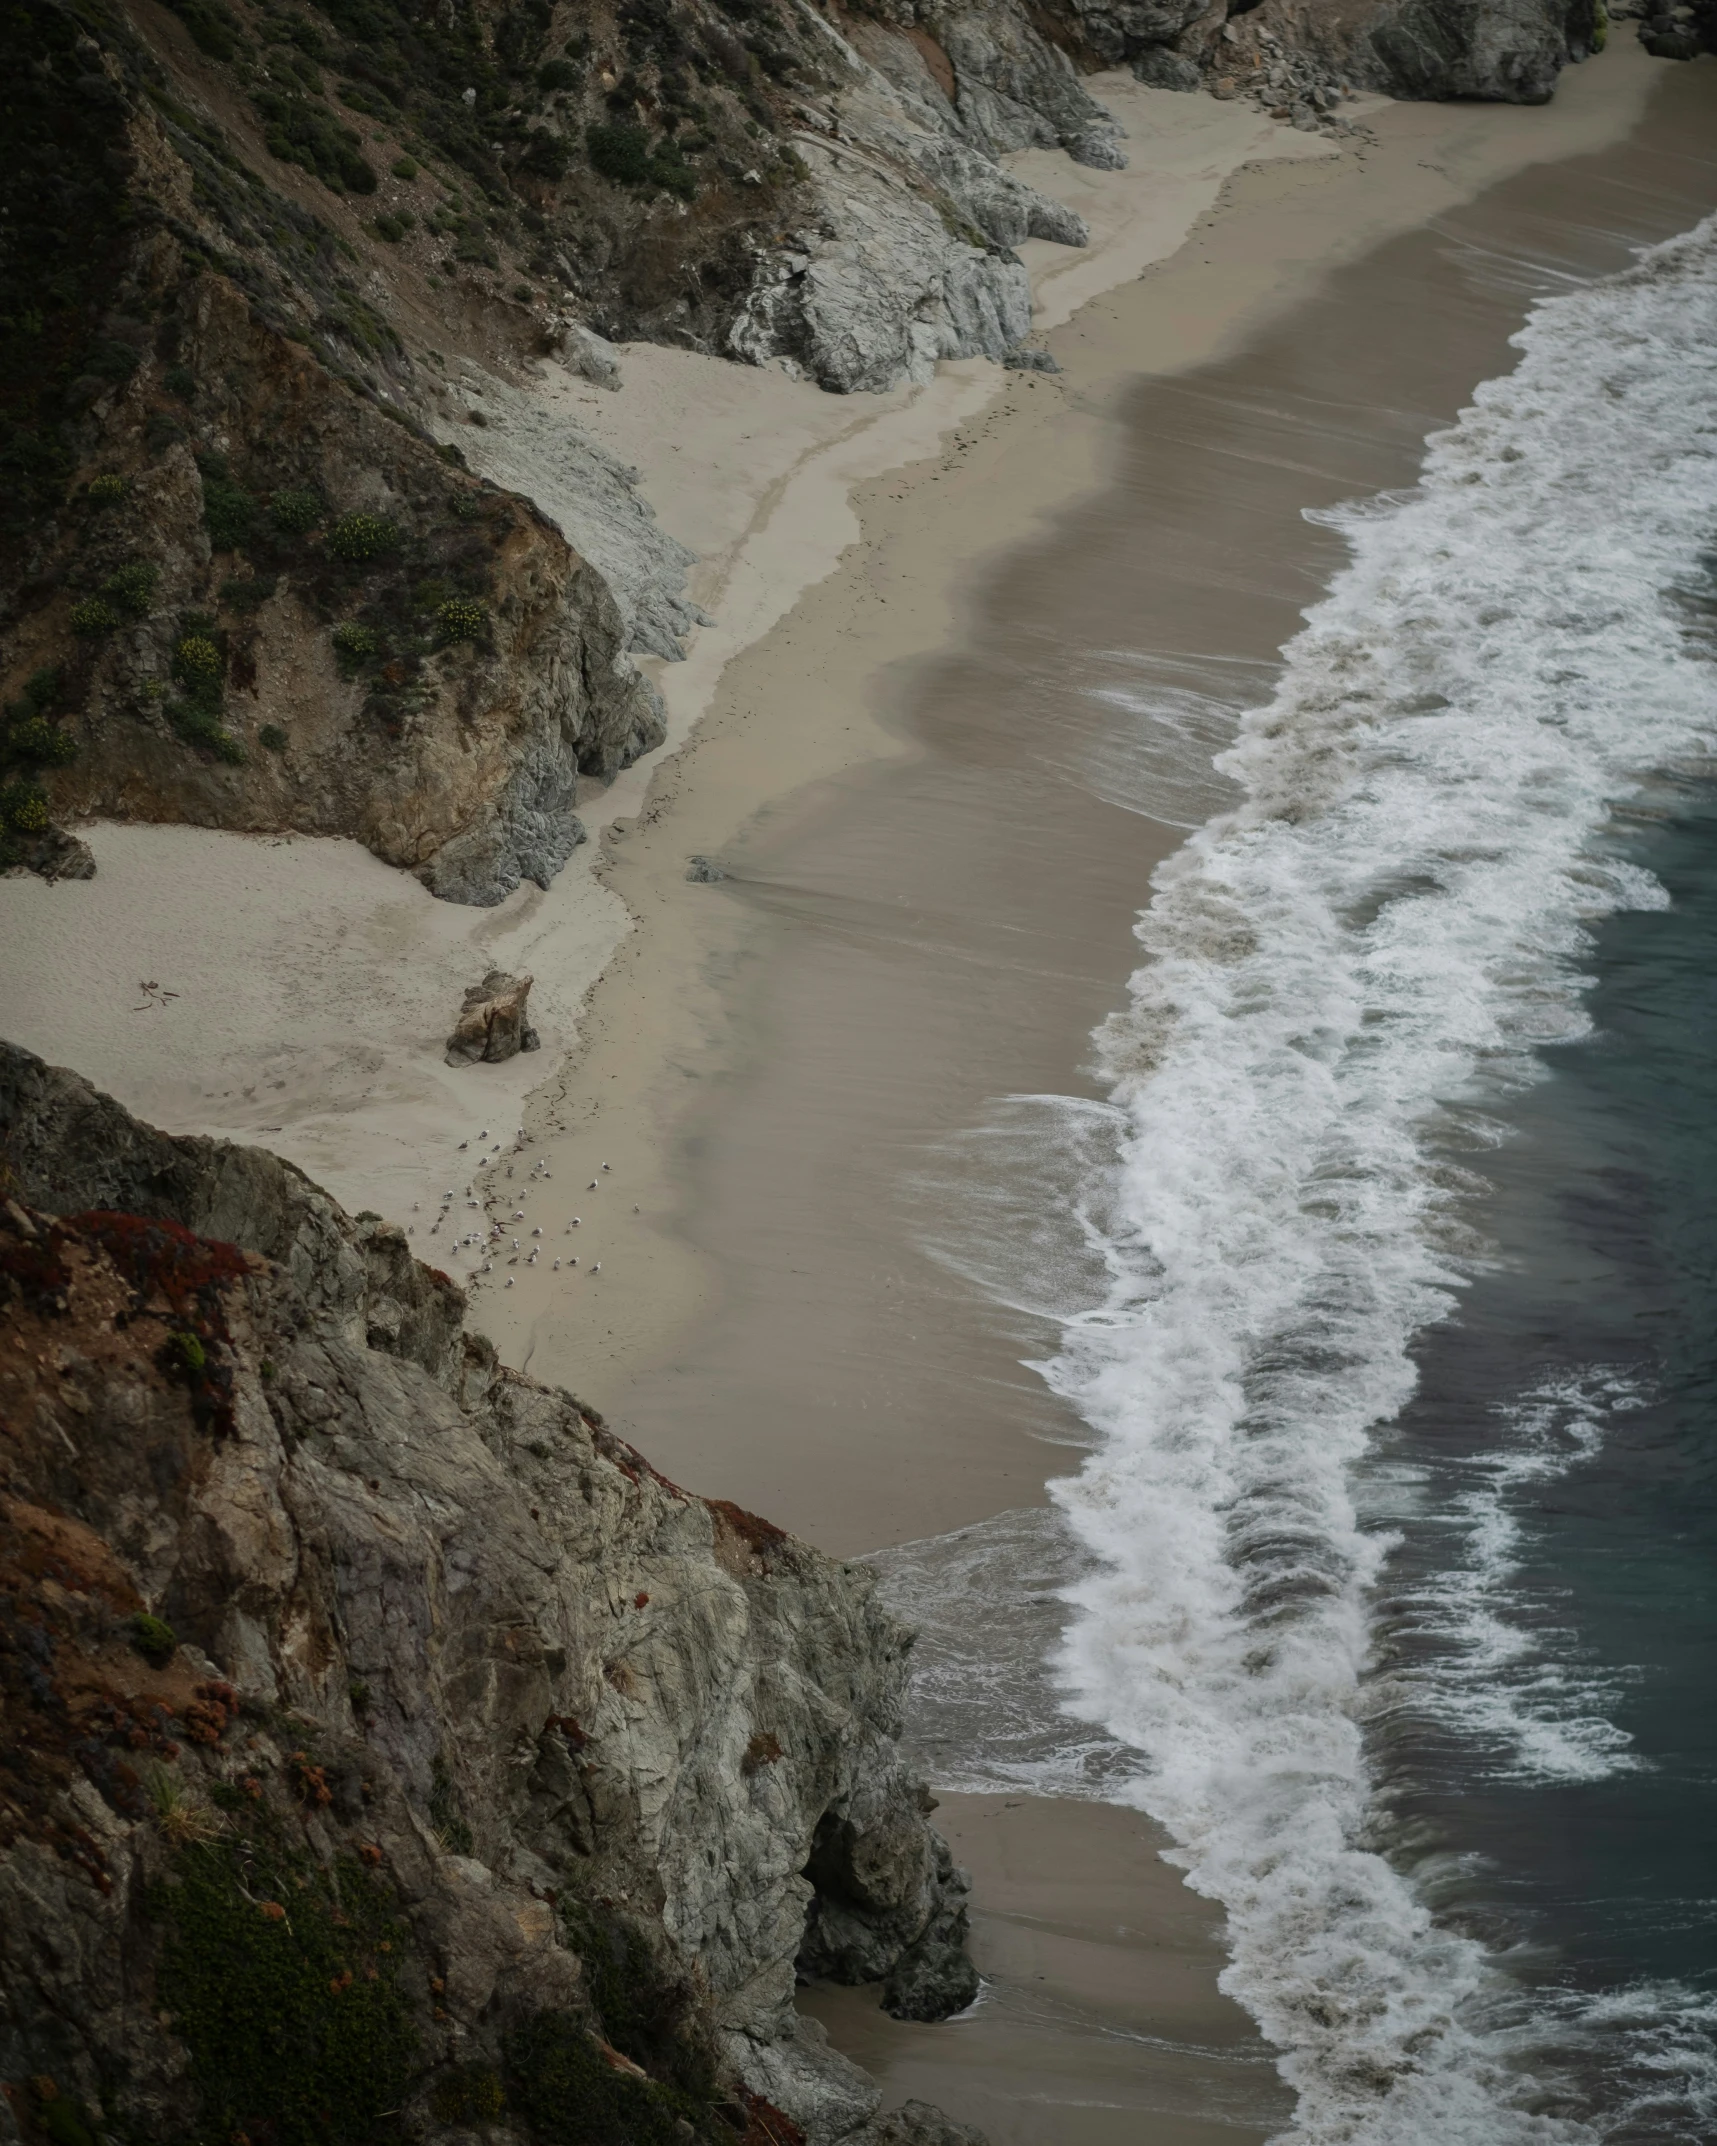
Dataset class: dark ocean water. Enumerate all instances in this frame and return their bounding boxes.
[1372,772,1717,2133]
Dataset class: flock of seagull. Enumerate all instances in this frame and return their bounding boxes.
[409,1127,625,1292]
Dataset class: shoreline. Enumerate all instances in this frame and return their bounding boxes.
[474,40,1675,1497]
[3,39,1713,2146]
[0,72,1330,1243]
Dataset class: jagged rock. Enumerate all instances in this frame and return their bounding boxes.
[1,44,666,913]
[687,855,730,882]
[436,368,704,663]
[1003,346,1061,373]
[2,821,97,882]
[0,1042,988,2146]
[798,1803,981,2021]
[851,2103,991,2146]
[1207,0,1599,102]
[1641,22,1704,53]
[1132,43,1205,87]
[445,969,541,1066]
[558,320,624,390]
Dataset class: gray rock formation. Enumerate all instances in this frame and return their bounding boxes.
[1161,0,1603,103]
[0,819,97,883]
[0,1042,985,2146]
[435,369,706,664]
[726,1,1113,390]
[445,970,542,1066]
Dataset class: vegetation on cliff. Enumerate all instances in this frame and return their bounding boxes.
[0,1041,981,2146]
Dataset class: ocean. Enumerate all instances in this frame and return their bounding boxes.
[877,213,1717,2141]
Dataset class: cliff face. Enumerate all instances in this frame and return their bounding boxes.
[1193,0,1603,105]
[0,1041,983,2146]
[0,0,1614,896]
[0,4,682,906]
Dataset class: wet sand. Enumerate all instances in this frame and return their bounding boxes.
[519,49,1717,2142]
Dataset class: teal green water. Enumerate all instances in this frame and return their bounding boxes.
[1375,775,1717,2130]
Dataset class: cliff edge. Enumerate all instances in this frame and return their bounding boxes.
[0,1039,983,2146]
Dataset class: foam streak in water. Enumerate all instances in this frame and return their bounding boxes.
[1040,217,1717,2143]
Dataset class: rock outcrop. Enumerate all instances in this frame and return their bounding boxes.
[0,1040,982,2146]
[446,971,543,1066]
[0,5,681,907]
[1066,0,1608,106]
[1623,0,1717,58]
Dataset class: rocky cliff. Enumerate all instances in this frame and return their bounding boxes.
[1,0,1626,895]
[0,1040,984,2146]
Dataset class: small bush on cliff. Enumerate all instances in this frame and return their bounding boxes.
[131,1611,179,1665]
[254,86,379,194]
[332,621,380,670]
[162,0,249,62]
[271,487,324,535]
[199,458,257,551]
[502,2013,711,2146]
[174,635,225,695]
[69,598,117,636]
[259,723,288,753]
[103,561,159,616]
[326,512,401,565]
[153,1825,417,2146]
[2,783,50,834]
[86,472,131,505]
[5,714,78,768]
[436,596,486,644]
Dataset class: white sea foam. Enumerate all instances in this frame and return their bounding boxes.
[1030,216,1717,2142]
[1383,1370,1648,1784]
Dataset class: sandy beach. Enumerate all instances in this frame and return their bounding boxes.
[7,37,1717,2146]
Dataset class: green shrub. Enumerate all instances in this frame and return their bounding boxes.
[164,364,197,401]
[221,575,276,613]
[162,0,247,61]
[131,1611,179,1664]
[259,724,289,753]
[332,620,379,668]
[6,716,78,767]
[372,210,414,242]
[586,122,696,200]
[254,87,378,194]
[436,597,486,644]
[169,702,247,762]
[325,512,400,564]
[391,154,419,180]
[154,1832,417,2146]
[431,2066,506,2126]
[87,473,131,505]
[502,2012,705,2146]
[588,121,651,187]
[70,598,117,635]
[103,561,159,617]
[3,786,50,834]
[520,129,571,180]
[200,461,257,551]
[536,58,581,92]
[271,487,323,535]
[174,635,225,693]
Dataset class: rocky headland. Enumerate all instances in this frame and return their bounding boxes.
[0,1037,984,2146]
[1,0,1663,901]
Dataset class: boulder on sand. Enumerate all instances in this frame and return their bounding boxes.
[445,969,540,1065]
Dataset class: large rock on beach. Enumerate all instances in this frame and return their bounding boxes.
[445,968,542,1066]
